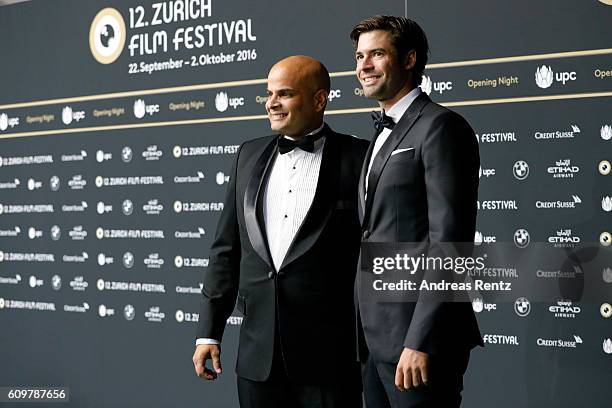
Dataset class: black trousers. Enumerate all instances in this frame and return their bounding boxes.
[237,335,362,408]
[361,350,470,408]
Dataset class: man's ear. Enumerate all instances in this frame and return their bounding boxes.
[314,89,328,112]
[404,49,417,71]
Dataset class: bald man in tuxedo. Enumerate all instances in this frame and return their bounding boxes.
[193,56,368,408]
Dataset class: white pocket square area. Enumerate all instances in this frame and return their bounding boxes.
[391,147,414,156]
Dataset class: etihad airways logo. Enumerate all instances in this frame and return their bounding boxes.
[549,300,581,319]
[548,229,581,247]
[535,65,577,89]
[548,159,579,178]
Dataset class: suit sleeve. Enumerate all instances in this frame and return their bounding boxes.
[195,143,245,341]
[403,112,480,354]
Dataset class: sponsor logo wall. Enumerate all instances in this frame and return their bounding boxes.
[0,0,611,407]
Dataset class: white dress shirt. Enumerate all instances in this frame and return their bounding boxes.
[264,129,325,271]
[365,87,421,198]
[196,124,325,346]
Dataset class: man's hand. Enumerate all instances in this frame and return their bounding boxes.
[395,347,429,391]
[193,344,222,380]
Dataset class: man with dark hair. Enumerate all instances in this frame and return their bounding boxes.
[192,55,367,408]
[350,15,482,408]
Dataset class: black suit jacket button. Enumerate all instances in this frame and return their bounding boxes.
[362,230,370,239]
[277,270,285,276]
[267,271,274,279]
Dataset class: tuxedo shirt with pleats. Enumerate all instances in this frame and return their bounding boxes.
[264,133,325,271]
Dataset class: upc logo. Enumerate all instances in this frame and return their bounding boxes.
[535,65,577,89]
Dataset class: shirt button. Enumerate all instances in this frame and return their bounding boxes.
[284,215,288,218]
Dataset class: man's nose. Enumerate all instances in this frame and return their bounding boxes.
[266,95,280,109]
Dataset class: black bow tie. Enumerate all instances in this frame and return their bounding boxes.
[277,132,323,154]
[371,111,396,131]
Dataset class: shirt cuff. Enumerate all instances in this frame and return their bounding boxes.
[195,338,220,346]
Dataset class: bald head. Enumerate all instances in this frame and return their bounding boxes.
[265,56,331,138]
[270,55,331,95]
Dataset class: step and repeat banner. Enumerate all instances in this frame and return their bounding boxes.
[0,0,611,407]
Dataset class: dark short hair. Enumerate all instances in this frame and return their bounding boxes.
[350,15,429,85]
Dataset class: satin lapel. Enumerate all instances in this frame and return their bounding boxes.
[280,126,340,270]
[358,127,379,224]
[363,93,431,225]
[243,137,277,269]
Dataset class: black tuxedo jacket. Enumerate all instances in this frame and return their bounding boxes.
[356,93,483,363]
[196,124,368,382]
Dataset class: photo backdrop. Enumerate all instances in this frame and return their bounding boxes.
[1,0,611,407]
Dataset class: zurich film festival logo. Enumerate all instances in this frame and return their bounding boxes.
[89,8,126,64]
